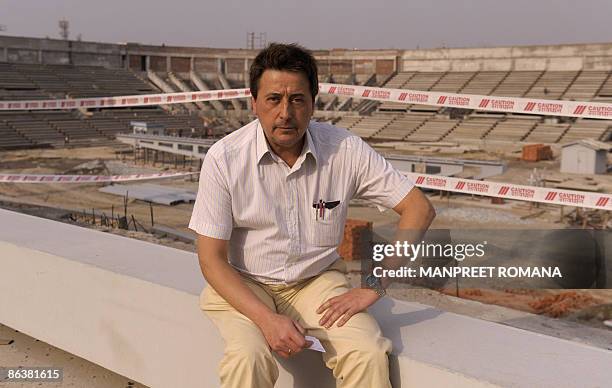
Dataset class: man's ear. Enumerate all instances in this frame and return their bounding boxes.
[251,97,257,115]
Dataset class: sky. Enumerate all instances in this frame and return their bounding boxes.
[1,0,611,50]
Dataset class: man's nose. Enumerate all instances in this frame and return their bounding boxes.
[278,98,292,119]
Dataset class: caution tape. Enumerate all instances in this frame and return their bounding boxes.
[320,83,612,120]
[0,171,197,183]
[0,170,608,210]
[0,88,250,111]
[403,172,611,211]
[1,82,611,120]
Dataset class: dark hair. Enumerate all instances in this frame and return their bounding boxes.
[249,43,318,101]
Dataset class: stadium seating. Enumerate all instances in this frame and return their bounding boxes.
[405,117,459,142]
[334,116,363,131]
[0,121,34,149]
[349,115,395,138]
[492,71,543,97]
[2,63,612,148]
[444,117,499,142]
[561,119,611,143]
[484,116,539,142]
[524,122,570,143]
[372,113,433,141]
[525,71,579,100]
[563,71,610,100]
[0,63,155,100]
[460,72,509,95]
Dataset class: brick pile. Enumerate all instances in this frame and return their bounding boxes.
[522,144,553,162]
[338,219,372,261]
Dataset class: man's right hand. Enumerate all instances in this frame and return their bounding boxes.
[258,313,312,358]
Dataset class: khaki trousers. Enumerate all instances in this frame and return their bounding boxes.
[200,261,392,388]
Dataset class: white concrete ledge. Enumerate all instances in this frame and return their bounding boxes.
[1,208,611,387]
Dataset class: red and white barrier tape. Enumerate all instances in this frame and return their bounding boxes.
[320,83,612,120]
[0,170,608,210]
[0,88,250,111]
[1,83,611,120]
[0,171,196,183]
[404,172,611,211]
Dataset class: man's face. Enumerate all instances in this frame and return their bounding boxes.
[252,70,314,151]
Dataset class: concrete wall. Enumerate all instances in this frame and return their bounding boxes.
[3,34,612,80]
[401,43,612,72]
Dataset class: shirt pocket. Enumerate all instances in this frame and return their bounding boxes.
[309,205,345,247]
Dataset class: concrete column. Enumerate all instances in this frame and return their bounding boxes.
[166,56,171,72]
[245,71,252,111]
[217,58,224,75]
[2,47,8,62]
[145,56,150,71]
[38,49,43,64]
[190,57,194,73]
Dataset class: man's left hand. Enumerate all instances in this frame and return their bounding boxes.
[316,288,380,329]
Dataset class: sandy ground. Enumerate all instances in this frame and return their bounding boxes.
[1,145,611,386]
[0,323,147,387]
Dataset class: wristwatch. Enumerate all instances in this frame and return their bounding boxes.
[365,274,386,298]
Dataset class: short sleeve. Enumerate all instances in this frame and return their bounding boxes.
[353,137,415,210]
[188,150,233,240]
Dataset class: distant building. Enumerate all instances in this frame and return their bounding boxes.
[131,121,166,136]
[560,140,611,174]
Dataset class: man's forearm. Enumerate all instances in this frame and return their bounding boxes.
[198,245,274,328]
[381,188,436,289]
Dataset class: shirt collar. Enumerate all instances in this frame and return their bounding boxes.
[256,120,319,165]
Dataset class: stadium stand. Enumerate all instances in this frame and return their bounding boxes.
[349,115,396,138]
[444,116,499,142]
[2,112,66,147]
[0,120,33,149]
[524,71,579,99]
[563,71,610,100]
[523,122,570,143]
[430,72,476,93]
[0,63,155,99]
[459,71,509,95]
[369,70,612,144]
[2,60,612,148]
[561,119,611,143]
[334,115,363,131]
[595,72,612,101]
[405,116,459,142]
[492,71,543,97]
[484,116,539,142]
[372,113,433,141]
[0,62,217,148]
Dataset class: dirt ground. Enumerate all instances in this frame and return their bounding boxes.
[0,323,146,388]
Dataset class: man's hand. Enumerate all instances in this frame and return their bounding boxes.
[258,313,312,358]
[316,288,380,329]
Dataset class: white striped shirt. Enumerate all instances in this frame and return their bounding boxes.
[189,119,414,284]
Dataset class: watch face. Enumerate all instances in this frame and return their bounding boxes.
[366,274,378,288]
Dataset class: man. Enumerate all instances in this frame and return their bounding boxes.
[189,43,435,388]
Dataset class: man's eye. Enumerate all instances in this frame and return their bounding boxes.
[268,97,280,102]
[292,98,304,104]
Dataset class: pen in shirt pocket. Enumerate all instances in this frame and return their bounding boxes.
[312,200,341,220]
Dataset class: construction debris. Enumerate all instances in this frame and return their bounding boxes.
[99,183,196,205]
